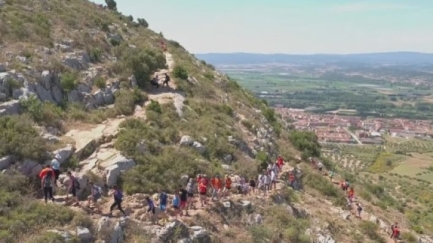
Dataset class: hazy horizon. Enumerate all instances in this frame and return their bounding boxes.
[91,0,433,54]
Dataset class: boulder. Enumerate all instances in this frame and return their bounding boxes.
[0,100,20,116]
[156,220,189,242]
[110,221,125,243]
[63,51,90,70]
[192,141,206,154]
[35,83,54,103]
[104,154,136,186]
[316,234,336,243]
[179,136,194,146]
[0,63,5,72]
[0,156,13,170]
[369,215,379,224]
[76,226,92,242]
[42,133,60,143]
[68,89,81,102]
[0,92,6,101]
[254,214,263,224]
[19,159,42,177]
[223,154,233,164]
[190,226,211,243]
[53,145,75,164]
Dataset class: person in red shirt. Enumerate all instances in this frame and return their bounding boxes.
[39,165,54,179]
[277,155,284,170]
[391,223,400,241]
[198,176,207,207]
[347,187,355,207]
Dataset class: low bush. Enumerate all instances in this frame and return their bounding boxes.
[20,95,65,129]
[303,170,346,206]
[88,48,102,63]
[173,66,188,80]
[289,131,321,158]
[120,147,215,194]
[0,173,86,243]
[94,77,106,89]
[0,115,47,160]
[60,72,79,92]
[359,221,385,243]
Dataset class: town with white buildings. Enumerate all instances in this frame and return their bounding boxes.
[275,107,433,144]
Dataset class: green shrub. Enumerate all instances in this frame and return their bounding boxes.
[146,100,162,114]
[0,173,84,243]
[173,66,188,80]
[303,170,346,205]
[359,221,385,243]
[241,120,254,132]
[88,48,102,63]
[114,90,141,116]
[119,48,165,88]
[94,77,106,89]
[289,131,321,158]
[120,147,213,194]
[20,95,65,129]
[0,116,47,160]
[401,232,417,242]
[60,72,78,92]
[137,18,149,28]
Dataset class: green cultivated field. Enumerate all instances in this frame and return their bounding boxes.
[225,67,433,119]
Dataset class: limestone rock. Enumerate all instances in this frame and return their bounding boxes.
[53,145,75,164]
[190,226,211,243]
[104,154,136,186]
[192,141,206,154]
[179,136,194,146]
[76,226,92,242]
[0,156,13,170]
[0,92,6,101]
[0,100,20,116]
[0,63,5,72]
[156,220,189,242]
[19,159,42,177]
[63,51,90,70]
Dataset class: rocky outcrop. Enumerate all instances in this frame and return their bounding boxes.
[53,145,75,164]
[104,154,136,186]
[155,220,189,242]
[0,156,13,170]
[62,51,90,70]
[0,100,20,116]
[179,135,206,154]
[18,159,42,177]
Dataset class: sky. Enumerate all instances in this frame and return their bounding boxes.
[91,0,433,54]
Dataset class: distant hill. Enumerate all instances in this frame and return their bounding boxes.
[195,52,433,65]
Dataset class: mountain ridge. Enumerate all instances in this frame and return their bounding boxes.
[195,52,433,65]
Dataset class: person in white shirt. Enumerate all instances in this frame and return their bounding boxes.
[51,154,61,186]
[270,169,277,190]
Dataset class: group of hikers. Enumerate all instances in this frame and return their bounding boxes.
[150,72,171,88]
[309,157,401,242]
[39,153,401,241]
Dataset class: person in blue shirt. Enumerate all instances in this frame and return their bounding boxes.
[172,191,181,219]
[159,189,168,221]
[109,185,126,217]
[51,154,61,185]
[145,196,156,224]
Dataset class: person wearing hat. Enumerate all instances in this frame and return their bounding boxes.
[51,154,62,186]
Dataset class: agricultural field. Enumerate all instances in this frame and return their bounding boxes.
[223,66,433,120]
[384,136,433,154]
[322,144,383,172]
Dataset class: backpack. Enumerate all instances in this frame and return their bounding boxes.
[73,177,80,189]
[115,190,124,200]
[44,174,52,187]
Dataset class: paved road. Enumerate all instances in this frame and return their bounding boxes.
[343,128,363,145]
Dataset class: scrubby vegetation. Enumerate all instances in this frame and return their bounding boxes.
[0,116,47,160]
[0,173,87,243]
[289,131,321,159]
